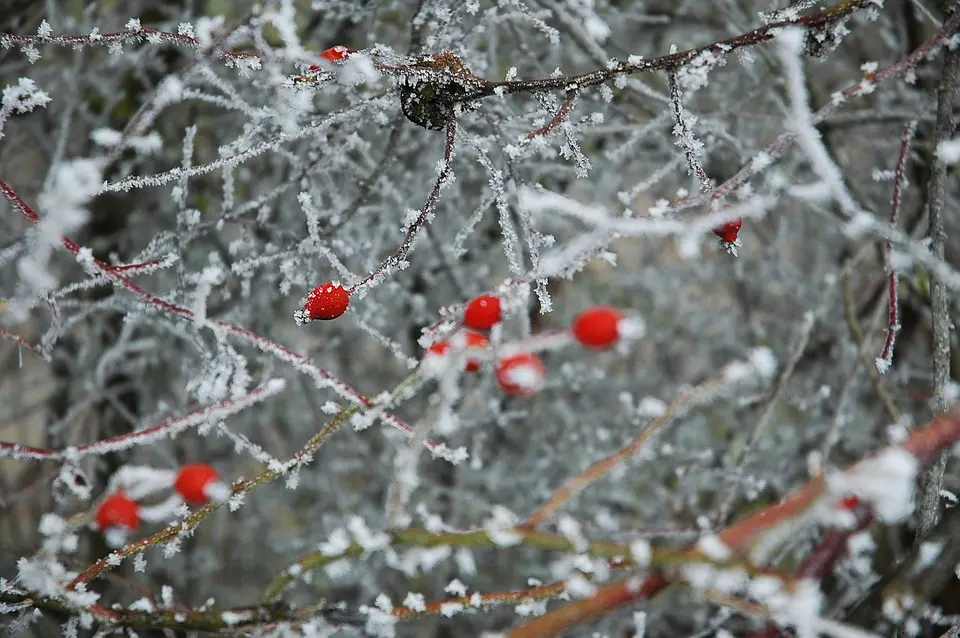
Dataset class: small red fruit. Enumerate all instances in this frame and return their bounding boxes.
[571,306,622,349]
[495,352,546,397]
[304,282,350,321]
[427,331,489,372]
[175,463,222,505]
[320,45,351,63]
[463,294,502,330]
[712,217,743,244]
[839,495,861,510]
[96,491,140,531]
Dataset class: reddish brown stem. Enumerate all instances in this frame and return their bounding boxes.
[506,572,668,638]
[0,326,43,355]
[527,89,579,139]
[350,118,458,294]
[876,121,917,374]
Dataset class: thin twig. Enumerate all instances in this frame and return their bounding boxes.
[520,358,768,530]
[667,72,712,193]
[349,117,458,295]
[527,89,579,139]
[715,311,816,527]
[876,121,918,375]
[841,273,903,423]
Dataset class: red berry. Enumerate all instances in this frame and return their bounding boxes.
[96,491,140,531]
[304,282,350,320]
[427,341,451,357]
[839,495,861,510]
[712,217,743,243]
[175,463,221,505]
[320,45,351,63]
[427,331,489,372]
[496,352,546,397]
[571,306,622,349]
[463,294,502,330]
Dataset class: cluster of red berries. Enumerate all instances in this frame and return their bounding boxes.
[430,295,630,397]
[300,284,636,397]
[95,463,226,539]
[301,284,634,396]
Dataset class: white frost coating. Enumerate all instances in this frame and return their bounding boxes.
[514,599,548,617]
[875,356,891,375]
[825,447,919,523]
[10,158,100,315]
[636,397,666,418]
[937,137,960,165]
[483,506,522,547]
[723,348,778,384]
[138,493,185,523]
[203,480,231,503]
[630,539,652,567]
[842,211,877,240]
[749,347,778,380]
[193,16,225,49]
[722,361,753,383]
[761,578,823,638]
[680,563,715,591]
[845,531,876,576]
[813,618,883,638]
[565,574,598,598]
[103,527,129,549]
[697,535,731,560]
[444,578,468,597]
[323,558,352,580]
[220,611,251,626]
[106,466,176,500]
[455,547,477,576]
[1,78,52,139]
[440,602,464,617]
[557,516,588,553]
[347,516,390,552]
[402,592,426,612]
[500,360,545,394]
[916,541,944,570]
[374,593,393,613]
[318,528,351,556]
[711,567,749,595]
[360,604,397,638]
[618,316,646,340]
[128,597,154,612]
[777,27,860,217]
[338,54,380,87]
